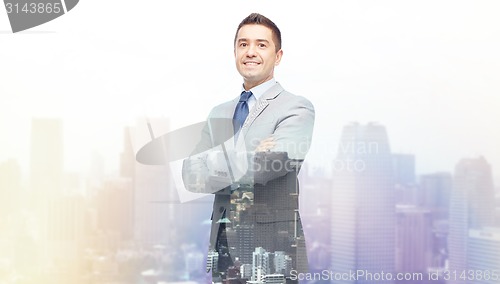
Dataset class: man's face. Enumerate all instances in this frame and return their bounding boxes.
[235,24,283,90]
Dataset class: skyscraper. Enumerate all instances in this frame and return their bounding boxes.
[392,154,415,186]
[419,172,452,268]
[467,227,500,284]
[252,247,271,282]
[298,168,332,271]
[331,122,395,284]
[207,250,219,274]
[395,205,433,274]
[420,172,452,218]
[41,194,86,283]
[448,156,495,284]
[30,118,66,275]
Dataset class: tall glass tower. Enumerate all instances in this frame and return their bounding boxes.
[331,122,395,284]
[448,156,495,284]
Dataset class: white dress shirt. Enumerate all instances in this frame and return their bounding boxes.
[241,78,277,112]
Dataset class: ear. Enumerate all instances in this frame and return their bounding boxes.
[275,49,283,66]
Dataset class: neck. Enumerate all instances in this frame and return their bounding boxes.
[243,76,274,90]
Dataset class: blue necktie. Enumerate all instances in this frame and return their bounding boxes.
[233,91,253,138]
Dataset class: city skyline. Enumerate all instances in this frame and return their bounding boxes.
[2,117,500,191]
[1,119,499,283]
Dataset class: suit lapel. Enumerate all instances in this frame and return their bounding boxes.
[241,82,284,138]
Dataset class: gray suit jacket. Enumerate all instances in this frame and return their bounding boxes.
[183,82,315,276]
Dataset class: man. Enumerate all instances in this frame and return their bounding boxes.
[183,13,314,283]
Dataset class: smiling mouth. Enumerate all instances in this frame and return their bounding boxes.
[244,62,260,66]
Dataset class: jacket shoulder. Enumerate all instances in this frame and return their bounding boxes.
[275,89,315,111]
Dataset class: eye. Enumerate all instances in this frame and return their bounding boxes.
[258,43,267,48]
[240,42,248,47]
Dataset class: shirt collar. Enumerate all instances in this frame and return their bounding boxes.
[240,78,277,101]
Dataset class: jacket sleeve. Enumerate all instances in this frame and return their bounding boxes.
[241,96,315,186]
[181,111,235,194]
[272,96,315,161]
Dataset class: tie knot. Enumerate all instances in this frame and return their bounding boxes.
[239,91,253,102]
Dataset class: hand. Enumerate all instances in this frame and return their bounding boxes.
[255,136,275,152]
[206,150,229,174]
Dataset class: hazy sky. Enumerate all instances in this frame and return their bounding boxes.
[1,0,499,184]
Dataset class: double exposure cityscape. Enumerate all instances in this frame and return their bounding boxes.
[0,118,498,284]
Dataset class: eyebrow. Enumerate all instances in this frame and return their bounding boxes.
[237,38,270,43]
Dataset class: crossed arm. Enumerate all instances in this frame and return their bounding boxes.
[182,95,315,194]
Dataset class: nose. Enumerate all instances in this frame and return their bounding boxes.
[246,44,257,57]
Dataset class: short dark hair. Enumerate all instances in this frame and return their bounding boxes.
[234,13,282,52]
